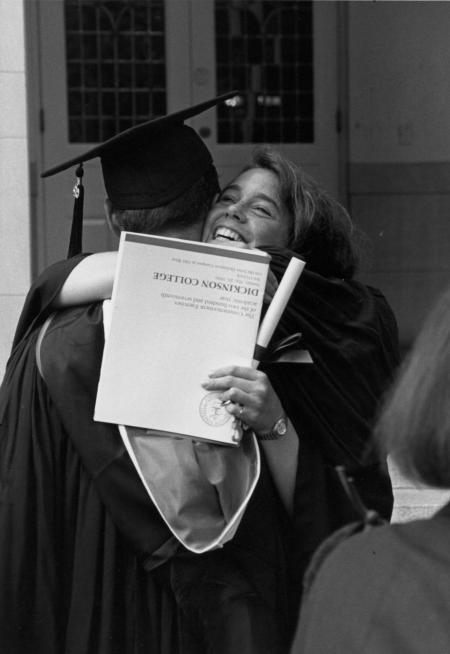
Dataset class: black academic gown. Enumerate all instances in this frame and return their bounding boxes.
[259,246,399,624]
[0,256,180,654]
[0,255,289,654]
[0,247,398,651]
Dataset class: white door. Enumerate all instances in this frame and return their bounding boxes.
[33,0,341,271]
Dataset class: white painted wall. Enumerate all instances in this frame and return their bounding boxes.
[0,0,31,375]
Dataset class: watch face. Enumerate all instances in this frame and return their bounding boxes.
[276,418,288,435]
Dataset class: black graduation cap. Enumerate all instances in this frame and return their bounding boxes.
[41,90,238,257]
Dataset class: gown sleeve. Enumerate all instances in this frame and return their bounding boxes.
[262,246,400,469]
[12,254,89,351]
[259,246,400,614]
[0,261,179,654]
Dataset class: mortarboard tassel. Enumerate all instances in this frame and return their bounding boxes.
[335,466,385,526]
[68,164,84,258]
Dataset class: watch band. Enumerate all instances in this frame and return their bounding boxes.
[256,413,288,441]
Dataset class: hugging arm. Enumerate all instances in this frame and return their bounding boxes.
[54,251,118,307]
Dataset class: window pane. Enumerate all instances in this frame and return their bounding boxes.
[215,0,314,144]
[65,0,167,143]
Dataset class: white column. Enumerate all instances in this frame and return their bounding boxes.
[0,0,31,374]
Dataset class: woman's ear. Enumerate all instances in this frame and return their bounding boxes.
[104,198,121,237]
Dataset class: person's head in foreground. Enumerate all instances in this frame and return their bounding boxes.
[375,284,450,489]
[203,145,359,279]
[291,284,450,654]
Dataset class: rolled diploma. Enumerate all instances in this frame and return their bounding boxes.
[253,256,305,367]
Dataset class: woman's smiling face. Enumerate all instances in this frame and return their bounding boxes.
[202,167,291,249]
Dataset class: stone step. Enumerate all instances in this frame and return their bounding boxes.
[392,487,450,523]
[388,457,450,522]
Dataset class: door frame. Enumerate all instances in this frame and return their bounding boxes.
[25,0,46,276]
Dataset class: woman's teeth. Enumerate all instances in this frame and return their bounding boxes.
[213,227,244,242]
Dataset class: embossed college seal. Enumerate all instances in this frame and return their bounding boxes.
[199,392,232,427]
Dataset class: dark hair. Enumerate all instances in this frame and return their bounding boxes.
[374,285,450,488]
[248,146,359,279]
[112,164,219,235]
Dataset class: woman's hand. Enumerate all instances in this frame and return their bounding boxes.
[201,365,284,434]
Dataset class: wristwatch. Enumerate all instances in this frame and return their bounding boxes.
[256,414,288,441]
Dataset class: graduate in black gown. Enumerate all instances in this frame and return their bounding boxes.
[0,97,289,654]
